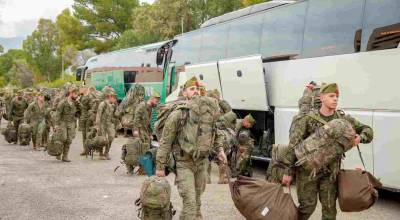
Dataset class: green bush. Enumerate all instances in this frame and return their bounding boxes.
[36,74,78,88]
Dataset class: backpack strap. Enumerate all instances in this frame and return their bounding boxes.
[357,145,367,170]
[307,112,328,125]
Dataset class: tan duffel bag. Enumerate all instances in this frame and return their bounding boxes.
[229,175,298,220]
[338,146,382,212]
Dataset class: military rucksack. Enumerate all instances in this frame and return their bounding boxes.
[123,138,146,166]
[154,100,188,140]
[48,129,63,156]
[135,176,175,220]
[18,123,32,145]
[266,144,291,184]
[295,118,356,177]
[177,96,220,159]
[1,122,17,143]
[86,127,108,158]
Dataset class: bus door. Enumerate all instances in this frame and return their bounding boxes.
[185,62,222,94]
[217,55,269,112]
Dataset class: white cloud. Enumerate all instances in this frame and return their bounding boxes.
[0,0,73,38]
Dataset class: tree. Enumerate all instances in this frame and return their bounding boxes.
[242,0,270,7]
[0,44,4,54]
[72,0,140,52]
[23,19,60,82]
[0,49,27,83]
[8,59,34,88]
[56,8,88,51]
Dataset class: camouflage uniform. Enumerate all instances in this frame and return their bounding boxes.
[55,95,80,162]
[0,91,5,125]
[133,101,153,149]
[95,96,116,160]
[24,97,50,149]
[282,111,373,220]
[80,91,98,154]
[9,94,28,142]
[156,96,220,220]
[233,118,255,177]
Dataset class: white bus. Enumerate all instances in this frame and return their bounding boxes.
[158,0,400,191]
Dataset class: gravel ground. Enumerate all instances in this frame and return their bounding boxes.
[0,122,399,220]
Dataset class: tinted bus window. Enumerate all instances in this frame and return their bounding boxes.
[362,0,400,51]
[226,13,263,58]
[302,0,364,58]
[173,30,202,66]
[199,23,229,62]
[260,1,307,59]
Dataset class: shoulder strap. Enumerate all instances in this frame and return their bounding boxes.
[357,145,367,170]
[307,112,328,125]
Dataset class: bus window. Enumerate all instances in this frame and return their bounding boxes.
[362,0,400,51]
[172,30,202,66]
[302,0,364,58]
[199,23,229,62]
[260,1,307,59]
[226,13,263,58]
[124,71,136,84]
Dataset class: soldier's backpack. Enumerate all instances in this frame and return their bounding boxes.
[1,122,17,143]
[86,128,108,158]
[18,123,32,145]
[135,176,175,220]
[123,138,145,166]
[295,118,356,177]
[229,175,298,220]
[266,144,291,184]
[47,129,63,156]
[154,100,188,140]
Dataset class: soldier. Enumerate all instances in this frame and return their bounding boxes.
[95,87,118,160]
[231,114,256,177]
[79,86,98,156]
[8,90,28,144]
[156,76,224,220]
[281,83,374,220]
[133,90,160,150]
[0,89,5,125]
[24,92,50,150]
[54,85,80,162]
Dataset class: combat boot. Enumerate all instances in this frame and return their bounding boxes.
[104,145,111,160]
[62,146,71,162]
[56,155,61,160]
[33,143,37,151]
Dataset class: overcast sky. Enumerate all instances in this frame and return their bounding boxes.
[0,0,155,38]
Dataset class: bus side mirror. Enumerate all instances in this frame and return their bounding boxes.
[156,48,165,66]
[76,69,82,81]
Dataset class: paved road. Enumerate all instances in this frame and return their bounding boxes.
[0,124,399,220]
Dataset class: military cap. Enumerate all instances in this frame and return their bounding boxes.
[151,90,161,98]
[104,87,117,97]
[183,76,199,90]
[17,90,24,95]
[244,114,256,125]
[320,83,339,96]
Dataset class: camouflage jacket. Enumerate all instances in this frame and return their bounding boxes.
[9,96,28,120]
[281,110,374,176]
[133,101,152,133]
[55,98,79,126]
[80,93,97,120]
[24,100,50,124]
[95,100,115,128]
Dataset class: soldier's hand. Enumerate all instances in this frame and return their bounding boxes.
[282,175,292,187]
[354,134,361,146]
[133,130,139,137]
[156,170,166,177]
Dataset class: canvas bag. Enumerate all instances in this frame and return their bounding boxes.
[18,123,32,145]
[47,129,63,156]
[2,122,17,143]
[266,144,291,184]
[135,176,175,220]
[229,175,298,220]
[338,146,382,212]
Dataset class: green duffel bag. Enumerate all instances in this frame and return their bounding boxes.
[48,129,63,156]
[18,123,32,146]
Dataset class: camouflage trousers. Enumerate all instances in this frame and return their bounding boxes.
[99,123,115,154]
[13,118,23,139]
[138,128,151,151]
[30,120,46,147]
[297,166,338,220]
[175,158,208,220]
[81,119,90,152]
[235,145,252,176]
